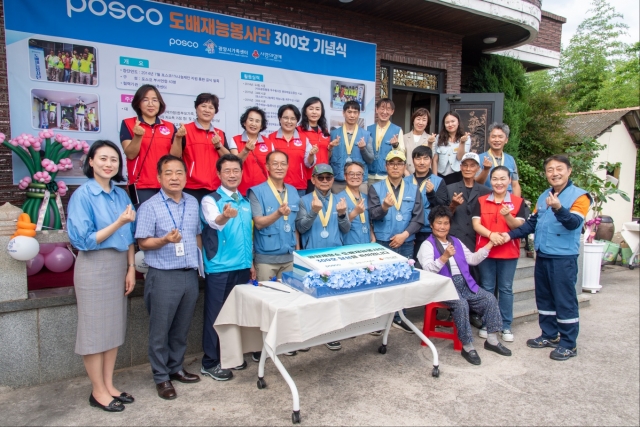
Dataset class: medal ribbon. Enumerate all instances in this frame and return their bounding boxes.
[413,176,429,193]
[345,187,365,223]
[267,178,288,220]
[313,191,333,229]
[342,126,357,156]
[488,151,505,167]
[385,178,405,212]
[375,122,391,152]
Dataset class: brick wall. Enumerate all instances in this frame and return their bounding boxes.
[531,11,566,52]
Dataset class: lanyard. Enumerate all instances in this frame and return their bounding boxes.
[313,191,333,228]
[160,192,185,232]
[342,126,357,156]
[385,178,405,212]
[488,151,505,167]
[412,176,429,193]
[345,187,365,223]
[267,178,288,220]
[375,122,391,152]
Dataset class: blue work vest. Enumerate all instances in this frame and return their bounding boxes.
[367,122,402,176]
[371,179,418,242]
[329,126,371,181]
[534,183,588,256]
[300,191,343,249]
[337,189,371,245]
[405,173,443,233]
[478,151,518,193]
[249,181,300,256]
[200,189,253,274]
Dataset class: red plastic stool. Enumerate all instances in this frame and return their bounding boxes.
[421,302,462,352]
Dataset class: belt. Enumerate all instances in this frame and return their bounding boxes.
[171,267,197,271]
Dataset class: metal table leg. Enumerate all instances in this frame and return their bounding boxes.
[398,310,440,377]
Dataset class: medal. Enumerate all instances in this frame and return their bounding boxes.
[346,157,352,163]
[385,178,406,223]
[314,191,333,238]
[345,187,366,224]
[342,126,357,161]
[396,213,403,221]
[488,151,505,167]
[320,228,329,238]
[267,178,288,221]
[283,223,291,232]
[362,225,368,233]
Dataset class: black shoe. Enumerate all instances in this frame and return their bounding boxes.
[550,346,577,361]
[112,392,134,404]
[232,360,247,370]
[298,347,311,352]
[469,314,483,329]
[461,349,481,365]
[200,364,233,381]
[527,335,560,349]
[284,351,298,356]
[325,341,342,351]
[392,319,415,334]
[484,340,512,356]
[89,394,125,412]
[252,352,262,362]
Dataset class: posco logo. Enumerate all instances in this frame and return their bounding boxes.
[169,38,199,48]
[66,0,163,25]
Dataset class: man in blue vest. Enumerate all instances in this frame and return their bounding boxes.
[404,145,449,263]
[249,150,300,281]
[329,100,374,194]
[338,161,375,245]
[200,154,255,381]
[475,122,521,196]
[501,155,591,361]
[367,98,404,186]
[296,163,349,351]
[369,150,424,332]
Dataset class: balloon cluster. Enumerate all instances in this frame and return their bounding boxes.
[8,133,43,151]
[25,243,75,276]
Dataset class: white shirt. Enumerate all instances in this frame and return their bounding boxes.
[201,186,240,231]
[417,238,489,275]
[435,139,471,174]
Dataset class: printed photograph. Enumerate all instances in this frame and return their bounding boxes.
[31,89,100,132]
[28,38,98,86]
[330,80,366,112]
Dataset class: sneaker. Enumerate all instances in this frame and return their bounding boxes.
[478,326,487,339]
[298,347,311,352]
[251,352,261,363]
[501,330,514,342]
[284,351,297,356]
[392,319,415,334]
[469,313,483,329]
[369,330,383,336]
[232,360,247,370]
[325,341,342,351]
[200,364,233,381]
[550,346,577,361]
[527,335,560,349]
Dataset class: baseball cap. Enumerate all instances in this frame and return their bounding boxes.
[460,152,480,165]
[312,163,334,176]
[385,150,406,162]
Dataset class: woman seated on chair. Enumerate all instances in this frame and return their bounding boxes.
[416,205,513,365]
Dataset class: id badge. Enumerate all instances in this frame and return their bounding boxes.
[175,242,185,257]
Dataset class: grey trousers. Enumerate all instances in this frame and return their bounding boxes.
[144,267,199,383]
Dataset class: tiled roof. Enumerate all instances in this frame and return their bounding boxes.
[565,107,640,144]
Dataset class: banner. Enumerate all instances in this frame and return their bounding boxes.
[4,0,377,184]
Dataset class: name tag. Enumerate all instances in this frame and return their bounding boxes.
[175,242,185,257]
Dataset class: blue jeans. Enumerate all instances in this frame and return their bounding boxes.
[378,240,414,322]
[477,258,518,330]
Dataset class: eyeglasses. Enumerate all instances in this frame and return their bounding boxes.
[269,162,288,169]
[346,172,363,178]
[141,98,159,105]
[387,162,405,168]
[315,174,333,182]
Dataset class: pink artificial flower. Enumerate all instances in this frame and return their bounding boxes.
[57,180,68,197]
[367,265,375,271]
[0,132,5,143]
[321,270,331,277]
[17,176,32,190]
[408,259,416,266]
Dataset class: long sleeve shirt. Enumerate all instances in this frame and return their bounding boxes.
[368,182,424,236]
[417,238,489,275]
[295,189,350,234]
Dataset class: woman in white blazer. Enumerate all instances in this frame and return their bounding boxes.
[403,108,435,175]
[432,111,471,185]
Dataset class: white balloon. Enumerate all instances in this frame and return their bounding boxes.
[134,251,148,273]
[7,236,40,261]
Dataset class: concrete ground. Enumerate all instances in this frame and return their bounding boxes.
[1,267,638,426]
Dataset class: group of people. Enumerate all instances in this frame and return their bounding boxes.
[45,48,95,84]
[66,84,590,412]
[37,98,96,131]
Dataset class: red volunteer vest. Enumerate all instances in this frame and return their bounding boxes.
[269,130,308,190]
[182,122,226,191]
[234,134,273,196]
[297,125,330,180]
[123,117,174,189]
[475,193,524,259]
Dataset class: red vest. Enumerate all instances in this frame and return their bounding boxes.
[182,122,225,191]
[234,134,273,196]
[123,117,174,189]
[269,130,308,190]
[297,125,330,179]
[475,193,523,259]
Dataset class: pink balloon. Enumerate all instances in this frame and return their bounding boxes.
[26,254,45,276]
[55,242,68,248]
[44,247,75,273]
[39,243,57,255]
